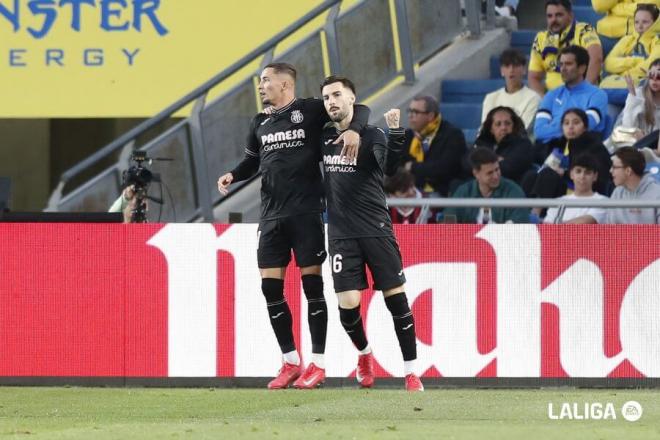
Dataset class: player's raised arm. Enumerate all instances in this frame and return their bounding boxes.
[377,109,406,176]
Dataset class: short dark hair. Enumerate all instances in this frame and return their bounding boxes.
[384,169,416,195]
[545,0,572,12]
[570,153,599,172]
[499,49,526,67]
[559,45,590,69]
[264,62,297,81]
[614,147,646,177]
[636,3,660,22]
[469,147,500,170]
[411,95,439,116]
[320,75,357,95]
[561,107,589,127]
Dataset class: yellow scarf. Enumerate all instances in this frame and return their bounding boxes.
[409,115,441,162]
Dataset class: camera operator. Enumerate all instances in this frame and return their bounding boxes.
[108,151,155,223]
[108,184,145,223]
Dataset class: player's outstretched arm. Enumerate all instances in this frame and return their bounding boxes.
[218,116,263,195]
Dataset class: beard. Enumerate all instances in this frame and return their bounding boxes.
[330,109,348,122]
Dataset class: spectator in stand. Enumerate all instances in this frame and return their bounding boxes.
[481,49,541,131]
[473,106,535,185]
[600,4,660,104]
[608,59,660,153]
[604,146,660,223]
[592,0,660,38]
[444,147,530,224]
[529,108,613,199]
[495,0,519,17]
[400,95,468,196]
[544,153,608,223]
[534,46,609,147]
[529,0,603,95]
[384,169,436,224]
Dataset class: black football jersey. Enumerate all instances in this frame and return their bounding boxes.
[321,125,405,239]
[230,98,369,220]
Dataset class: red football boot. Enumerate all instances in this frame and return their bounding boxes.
[267,362,302,389]
[293,363,326,389]
[356,352,375,388]
[405,373,424,392]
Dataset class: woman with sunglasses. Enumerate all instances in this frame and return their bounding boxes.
[616,59,660,162]
[600,3,660,104]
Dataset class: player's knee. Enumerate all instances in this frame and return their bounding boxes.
[301,274,324,300]
[337,290,361,309]
[261,278,285,302]
[383,285,405,297]
[300,265,322,276]
[260,267,285,279]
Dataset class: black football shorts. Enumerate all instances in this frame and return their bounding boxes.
[257,213,327,268]
[328,236,406,292]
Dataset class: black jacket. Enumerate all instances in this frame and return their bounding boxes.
[401,119,468,196]
[473,133,534,184]
[546,131,613,195]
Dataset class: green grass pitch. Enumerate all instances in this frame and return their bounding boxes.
[0,387,659,439]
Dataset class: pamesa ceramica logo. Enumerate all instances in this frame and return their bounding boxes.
[547,401,643,422]
[1,0,169,68]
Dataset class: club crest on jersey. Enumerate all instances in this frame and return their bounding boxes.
[291,110,304,124]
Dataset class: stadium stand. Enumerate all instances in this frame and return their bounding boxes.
[442,0,620,147]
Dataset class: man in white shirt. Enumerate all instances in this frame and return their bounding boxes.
[481,49,541,131]
[544,153,608,224]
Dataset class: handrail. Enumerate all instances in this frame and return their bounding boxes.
[59,0,342,184]
[386,198,660,209]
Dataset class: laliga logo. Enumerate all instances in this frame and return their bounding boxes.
[147,224,660,378]
[547,400,642,421]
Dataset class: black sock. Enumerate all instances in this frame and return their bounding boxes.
[339,306,368,351]
[385,293,417,361]
[262,278,295,353]
[302,274,327,355]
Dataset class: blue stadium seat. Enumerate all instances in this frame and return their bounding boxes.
[490,55,501,79]
[601,35,617,57]
[572,0,592,5]
[510,30,536,55]
[646,162,660,183]
[463,128,479,146]
[574,6,604,28]
[441,79,505,103]
[441,103,482,130]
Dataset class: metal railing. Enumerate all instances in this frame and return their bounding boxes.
[387,197,660,224]
[47,0,489,222]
